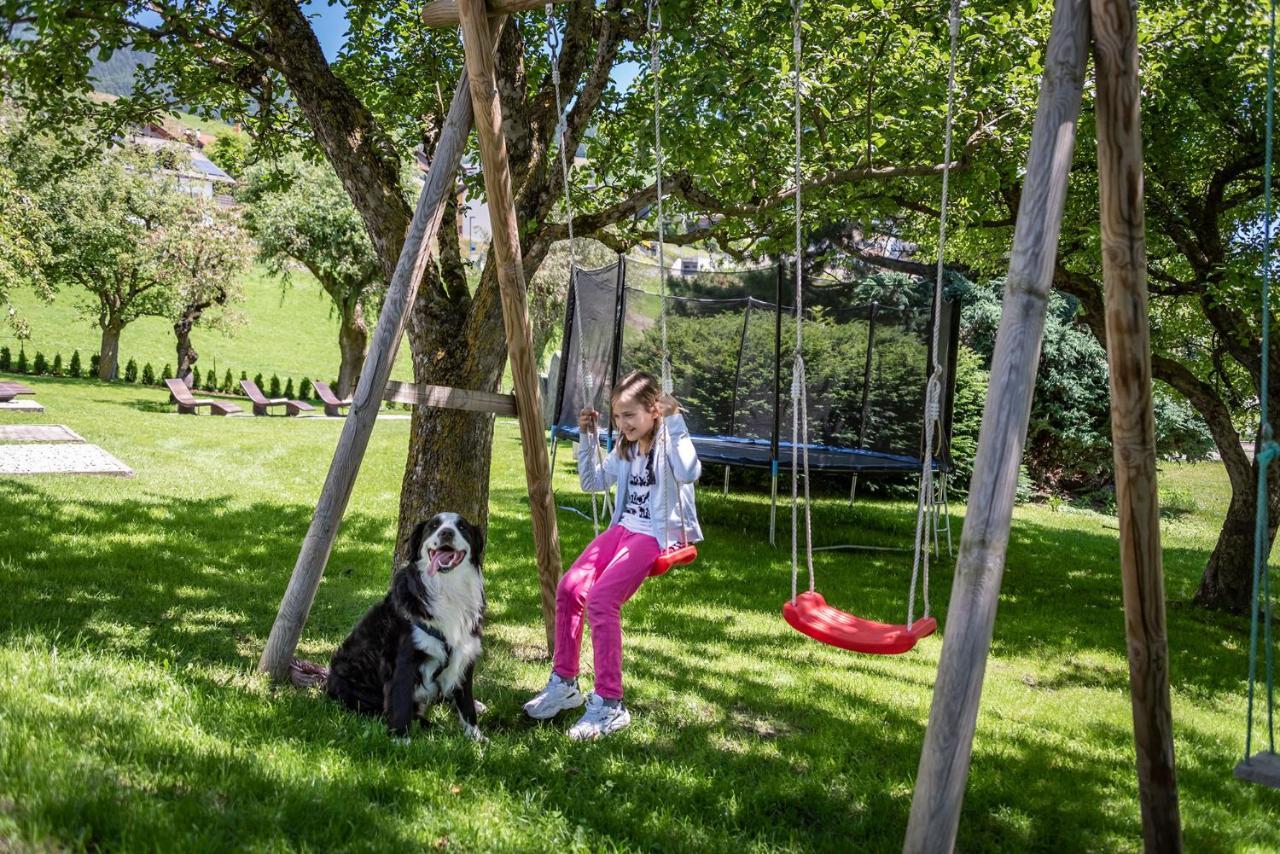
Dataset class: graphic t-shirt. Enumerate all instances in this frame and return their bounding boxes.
[619,449,656,534]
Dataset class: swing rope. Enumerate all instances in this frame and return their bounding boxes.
[906,0,961,629]
[646,0,672,395]
[642,0,692,560]
[545,4,610,532]
[789,0,816,604]
[1244,0,1278,768]
[787,0,959,623]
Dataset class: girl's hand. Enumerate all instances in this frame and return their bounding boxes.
[578,408,599,434]
[658,393,680,417]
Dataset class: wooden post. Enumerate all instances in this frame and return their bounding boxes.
[903,1,1091,850]
[422,0,571,28]
[457,0,562,651]
[1091,0,1182,849]
[257,21,506,681]
[383,380,517,416]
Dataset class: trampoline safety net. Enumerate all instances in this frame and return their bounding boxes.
[550,256,961,476]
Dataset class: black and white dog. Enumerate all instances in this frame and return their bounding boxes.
[325,513,486,740]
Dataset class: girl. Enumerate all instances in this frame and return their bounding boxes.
[523,370,702,739]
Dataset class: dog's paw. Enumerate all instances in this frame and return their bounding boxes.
[463,723,488,744]
[472,699,488,716]
[392,736,412,748]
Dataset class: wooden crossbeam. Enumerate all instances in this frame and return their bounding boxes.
[422,0,571,28]
[383,380,517,417]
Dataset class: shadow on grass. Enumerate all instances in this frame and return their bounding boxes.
[519,484,1257,699]
[0,474,1277,850]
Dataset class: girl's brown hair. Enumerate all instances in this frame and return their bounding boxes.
[610,370,662,461]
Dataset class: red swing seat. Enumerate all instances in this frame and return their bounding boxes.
[783,591,936,654]
[649,543,697,577]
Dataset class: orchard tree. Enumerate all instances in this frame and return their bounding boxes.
[156,197,252,379]
[0,162,51,337]
[35,146,184,379]
[241,155,380,398]
[206,131,248,179]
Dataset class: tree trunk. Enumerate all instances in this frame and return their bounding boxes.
[394,260,509,566]
[1195,442,1280,613]
[174,297,221,382]
[1061,287,1280,618]
[175,315,198,380]
[336,300,369,398]
[98,319,123,380]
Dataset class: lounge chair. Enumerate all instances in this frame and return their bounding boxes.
[312,381,352,417]
[0,381,35,403]
[240,379,315,417]
[165,378,243,415]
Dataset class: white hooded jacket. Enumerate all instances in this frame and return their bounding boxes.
[576,412,703,549]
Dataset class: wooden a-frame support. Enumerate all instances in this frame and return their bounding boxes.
[259,3,570,680]
[903,0,1180,851]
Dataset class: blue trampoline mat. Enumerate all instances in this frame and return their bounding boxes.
[550,426,933,475]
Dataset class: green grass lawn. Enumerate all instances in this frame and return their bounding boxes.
[1,267,414,388]
[0,376,1277,851]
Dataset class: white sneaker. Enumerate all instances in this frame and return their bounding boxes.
[522,672,585,720]
[567,692,631,740]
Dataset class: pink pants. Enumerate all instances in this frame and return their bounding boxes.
[553,525,660,700]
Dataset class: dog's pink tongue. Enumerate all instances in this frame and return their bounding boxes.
[429,550,461,575]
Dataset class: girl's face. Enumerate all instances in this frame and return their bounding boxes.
[612,392,659,444]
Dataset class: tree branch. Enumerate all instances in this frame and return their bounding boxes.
[248,0,412,285]
[63,6,280,72]
[1055,260,1254,494]
[543,151,976,241]
[1152,353,1252,493]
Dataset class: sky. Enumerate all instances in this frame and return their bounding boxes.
[301,1,640,87]
[303,0,348,62]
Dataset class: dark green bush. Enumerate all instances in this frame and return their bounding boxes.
[222,370,234,394]
[69,350,81,378]
[964,283,1113,490]
[299,378,313,400]
[253,372,264,392]
[269,374,281,397]
[90,354,100,377]
[0,346,10,371]
[191,367,201,389]
[161,363,173,381]
[17,348,28,374]
[142,363,155,385]
[51,353,63,375]
[962,281,1214,492]
[124,358,138,383]
[32,352,47,375]
[284,378,295,398]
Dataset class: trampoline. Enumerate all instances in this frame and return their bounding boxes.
[548,255,961,541]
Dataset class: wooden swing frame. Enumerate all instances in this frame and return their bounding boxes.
[258,0,578,683]
[905,0,1181,851]
[258,0,1181,849]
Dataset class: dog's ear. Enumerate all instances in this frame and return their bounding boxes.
[406,519,430,566]
[462,517,485,566]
